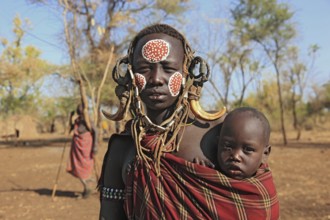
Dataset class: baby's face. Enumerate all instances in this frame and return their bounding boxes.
[217,113,268,179]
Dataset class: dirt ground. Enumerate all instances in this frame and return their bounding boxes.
[0,130,329,220]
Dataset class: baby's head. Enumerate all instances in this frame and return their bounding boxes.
[217,107,271,179]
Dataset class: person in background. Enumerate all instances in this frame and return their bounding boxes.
[67,103,97,198]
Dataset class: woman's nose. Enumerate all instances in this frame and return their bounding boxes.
[148,65,164,86]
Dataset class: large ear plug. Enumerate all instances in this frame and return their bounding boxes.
[190,99,226,121]
[102,85,131,121]
[188,56,226,121]
[102,57,132,121]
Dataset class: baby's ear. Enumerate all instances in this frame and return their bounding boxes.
[262,145,271,163]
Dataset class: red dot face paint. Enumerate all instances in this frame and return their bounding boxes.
[134,73,146,91]
[168,72,182,97]
[142,39,170,63]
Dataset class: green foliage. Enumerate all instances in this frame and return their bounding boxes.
[50,0,192,109]
[37,96,77,132]
[309,81,330,111]
[0,15,53,116]
[323,82,330,108]
[232,0,295,45]
[155,0,188,15]
[230,0,299,144]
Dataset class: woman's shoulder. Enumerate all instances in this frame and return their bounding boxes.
[184,114,224,134]
[108,133,134,149]
[101,133,134,167]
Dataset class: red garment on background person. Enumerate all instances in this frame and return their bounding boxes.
[124,134,279,220]
[67,117,94,180]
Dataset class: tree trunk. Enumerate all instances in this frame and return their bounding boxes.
[275,64,287,145]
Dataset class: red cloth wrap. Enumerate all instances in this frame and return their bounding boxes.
[66,118,94,180]
[124,135,279,220]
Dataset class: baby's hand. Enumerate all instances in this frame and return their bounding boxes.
[192,157,215,168]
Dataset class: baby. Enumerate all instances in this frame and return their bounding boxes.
[217,106,271,179]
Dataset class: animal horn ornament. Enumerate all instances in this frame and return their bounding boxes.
[190,99,226,121]
[188,56,226,121]
[102,57,132,121]
[102,86,132,121]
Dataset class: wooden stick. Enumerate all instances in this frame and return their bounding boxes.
[51,140,68,201]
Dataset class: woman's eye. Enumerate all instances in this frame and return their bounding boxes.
[138,67,150,73]
[163,66,176,73]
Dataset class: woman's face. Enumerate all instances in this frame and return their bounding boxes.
[132,33,184,112]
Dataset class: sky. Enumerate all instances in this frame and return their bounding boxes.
[1,0,329,85]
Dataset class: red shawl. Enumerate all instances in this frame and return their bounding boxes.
[66,118,94,180]
[124,135,279,220]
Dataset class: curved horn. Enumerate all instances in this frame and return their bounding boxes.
[102,104,126,121]
[102,89,131,121]
[190,99,226,121]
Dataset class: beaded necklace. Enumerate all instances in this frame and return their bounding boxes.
[128,65,194,176]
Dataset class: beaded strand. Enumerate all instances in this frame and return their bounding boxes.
[101,186,125,200]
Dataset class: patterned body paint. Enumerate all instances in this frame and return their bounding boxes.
[134,73,146,91]
[142,39,170,63]
[135,72,182,97]
[138,39,181,96]
[168,72,182,96]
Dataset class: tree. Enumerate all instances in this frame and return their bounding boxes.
[286,45,319,140]
[322,82,330,109]
[208,40,238,108]
[245,80,282,124]
[198,21,262,110]
[30,0,191,144]
[0,15,52,116]
[307,81,330,126]
[231,0,296,145]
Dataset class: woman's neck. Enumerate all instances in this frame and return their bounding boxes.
[146,106,175,125]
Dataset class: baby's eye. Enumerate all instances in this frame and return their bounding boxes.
[222,142,232,151]
[243,146,255,153]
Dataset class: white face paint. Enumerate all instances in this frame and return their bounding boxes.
[142,39,170,63]
[134,73,146,91]
[168,72,183,97]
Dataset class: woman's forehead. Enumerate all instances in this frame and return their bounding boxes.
[135,33,183,52]
[142,39,170,63]
[133,33,184,63]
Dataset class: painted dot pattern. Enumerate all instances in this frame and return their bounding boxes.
[134,73,146,91]
[168,72,182,97]
[142,39,170,63]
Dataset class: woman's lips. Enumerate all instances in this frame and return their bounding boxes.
[148,93,165,100]
[148,93,163,98]
[144,89,166,101]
